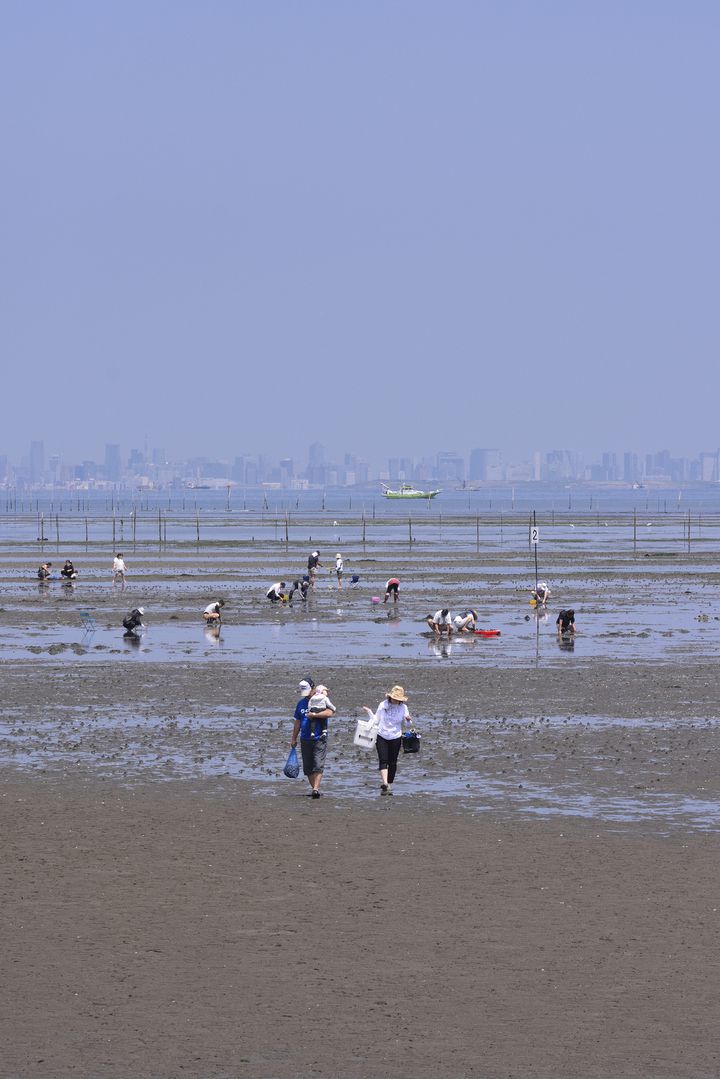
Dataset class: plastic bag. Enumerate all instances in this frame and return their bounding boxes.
[354,713,379,750]
[283,745,300,778]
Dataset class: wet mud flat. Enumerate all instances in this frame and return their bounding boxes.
[3,776,719,1079]
[2,664,720,833]
[3,537,720,1076]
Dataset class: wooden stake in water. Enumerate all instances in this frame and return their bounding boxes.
[55,514,60,550]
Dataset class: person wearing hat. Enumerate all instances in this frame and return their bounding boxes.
[122,606,145,634]
[335,553,343,589]
[363,685,413,796]
[453,608,478,633]
[287,578,309,604]
[290,677,335,799]
[531,582,551,607]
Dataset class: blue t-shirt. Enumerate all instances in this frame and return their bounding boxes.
[294,696,329,740]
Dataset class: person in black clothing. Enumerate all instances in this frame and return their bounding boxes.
[556,609,576,635]
[307,551,321,590]
[122,607,145,635]
[288,579,309,604]
[61,560,77,580]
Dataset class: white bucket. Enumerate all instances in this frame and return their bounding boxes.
[353,716,378,749]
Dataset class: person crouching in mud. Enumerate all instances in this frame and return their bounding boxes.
[531,582,551,607]
[556,609,576,635]
[122,607,145,636]
[453,609,477,633]
[203,599,225,624]
[287,579,309,604]
[426,609,453,637]
[266,581,287,604]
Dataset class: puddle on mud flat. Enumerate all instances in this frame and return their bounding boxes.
[2,598,718,668]
[2,708,718,833]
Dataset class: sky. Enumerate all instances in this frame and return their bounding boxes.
[1,1,719,470]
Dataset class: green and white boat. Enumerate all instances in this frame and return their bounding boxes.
[381,483,441,500]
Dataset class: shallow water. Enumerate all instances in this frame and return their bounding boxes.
[4,595,719,667]
[2,707,717,832]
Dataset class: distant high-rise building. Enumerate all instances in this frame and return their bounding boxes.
[307,442,326,485]
[308,442,325,467]
[436,451,465,483]
[29,440,44,484]
[105,443,122,482]
[700,452,719,482]
[601,452,619,481]
[279,458,294,485]
[128,448,145,472]
[623,452,641,484]
[48,454,61,483]
[544,450,581,481]
[469,448,502,482]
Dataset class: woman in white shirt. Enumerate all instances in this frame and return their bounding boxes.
[363,685,413,796]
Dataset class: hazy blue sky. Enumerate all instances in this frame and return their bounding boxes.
[2,2,718,469]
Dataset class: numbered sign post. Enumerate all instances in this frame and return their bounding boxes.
[531,513,540,586]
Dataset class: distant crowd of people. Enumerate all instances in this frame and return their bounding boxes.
[34,551,578,652]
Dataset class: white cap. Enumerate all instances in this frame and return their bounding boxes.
[138,607,145,615]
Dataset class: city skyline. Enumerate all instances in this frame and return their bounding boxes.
[5,437,720,489]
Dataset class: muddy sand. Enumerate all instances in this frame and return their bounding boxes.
[2,539,720,1077]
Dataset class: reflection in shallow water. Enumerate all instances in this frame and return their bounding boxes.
[0,605,715,668]
[428,638,452,658]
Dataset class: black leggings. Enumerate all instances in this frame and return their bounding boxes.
[376,734,402,784]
